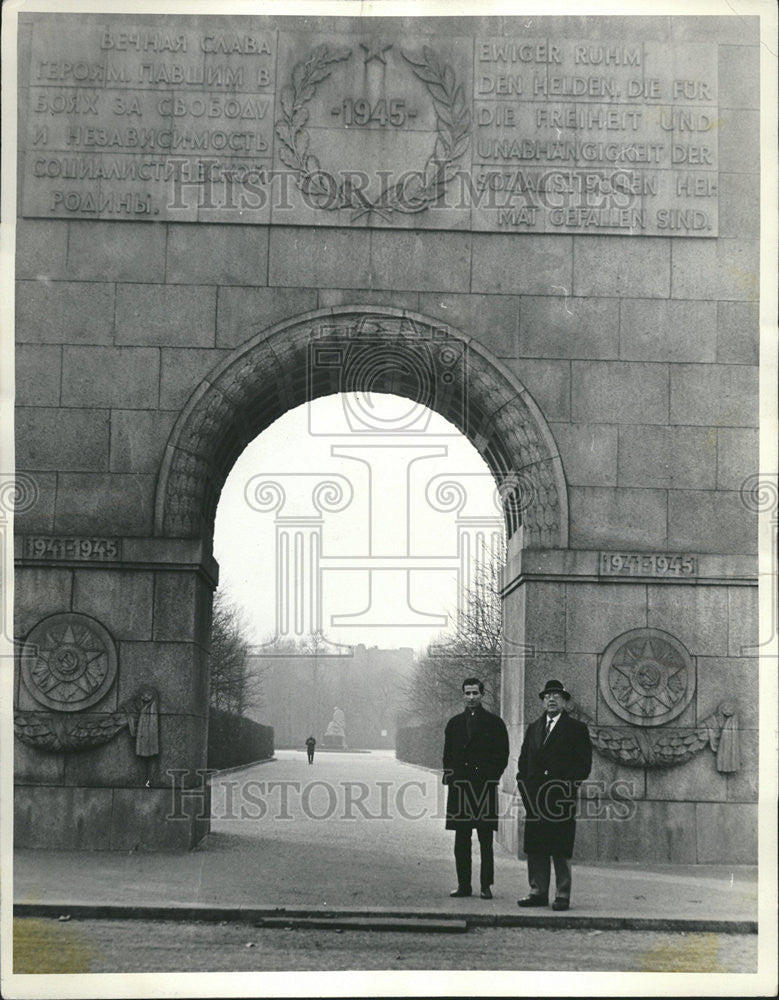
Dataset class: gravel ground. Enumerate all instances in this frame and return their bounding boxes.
[13,916,757,974]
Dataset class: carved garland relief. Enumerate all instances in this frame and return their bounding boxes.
[15,612,160,758]
[571,627,740,773]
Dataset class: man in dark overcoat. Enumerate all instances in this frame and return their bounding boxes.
[443,677,509,899]
[516,678,592,911]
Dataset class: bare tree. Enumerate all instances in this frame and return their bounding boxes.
[405,558,502,723]
[209,591,263,716]
[254,632,348,736]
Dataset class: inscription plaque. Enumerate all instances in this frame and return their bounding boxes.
[20,16,719,234]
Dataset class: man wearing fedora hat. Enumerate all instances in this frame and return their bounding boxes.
[516,678,592,911]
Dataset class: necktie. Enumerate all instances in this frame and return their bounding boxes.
[543,715,554,742]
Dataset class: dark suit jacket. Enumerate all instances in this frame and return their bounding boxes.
[516,709,592,857]
[443,706,509,830]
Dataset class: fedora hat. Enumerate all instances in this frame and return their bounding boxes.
[538,678,571,700]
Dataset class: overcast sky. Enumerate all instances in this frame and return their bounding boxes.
[214,393,503,653]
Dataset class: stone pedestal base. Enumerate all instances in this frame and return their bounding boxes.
[321,733,346,749]
[14,784,210,851]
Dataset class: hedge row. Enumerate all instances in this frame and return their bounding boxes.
[207,708,274,770]
[395,722,444,771]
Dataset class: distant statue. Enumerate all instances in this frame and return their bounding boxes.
[323,707,346,748]
[326,707,345,736]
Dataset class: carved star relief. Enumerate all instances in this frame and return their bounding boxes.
[360,40,393,64]
[31,623,106,702]
[610,637,686,718]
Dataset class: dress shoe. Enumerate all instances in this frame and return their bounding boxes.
[551,899,569,911]
[479,887,493,900]
[517,895,548,907]
[449,887,472,897]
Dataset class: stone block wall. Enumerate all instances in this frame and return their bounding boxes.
[14,552,214,849]
[499,548,758,862]
[14,222,760,548]
[13,12,761,857]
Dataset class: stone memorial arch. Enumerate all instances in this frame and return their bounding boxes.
[13,10,759,860]
[154,308,568,544]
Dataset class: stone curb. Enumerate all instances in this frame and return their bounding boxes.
[254,916,468,933]
[13,903,756,935]
[211,757,277,777]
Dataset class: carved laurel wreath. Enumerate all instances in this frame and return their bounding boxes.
[275,44,471,221]
[15,686,159,756]
[569,702,739,773]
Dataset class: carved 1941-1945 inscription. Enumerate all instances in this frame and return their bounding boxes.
[21,535,122,561]
[599,552,698,577]
[21,18,719,234]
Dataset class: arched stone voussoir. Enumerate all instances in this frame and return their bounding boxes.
[155,307,569,545]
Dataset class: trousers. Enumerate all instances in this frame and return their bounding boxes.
[526,852,572,901]
[454,824,495,889]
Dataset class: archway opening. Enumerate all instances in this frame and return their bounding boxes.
[211,391,505,753]
[153,307,568,852]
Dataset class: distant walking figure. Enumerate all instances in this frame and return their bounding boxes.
[305,735,316,764]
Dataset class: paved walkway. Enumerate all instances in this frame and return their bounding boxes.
[14,751,758,931]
